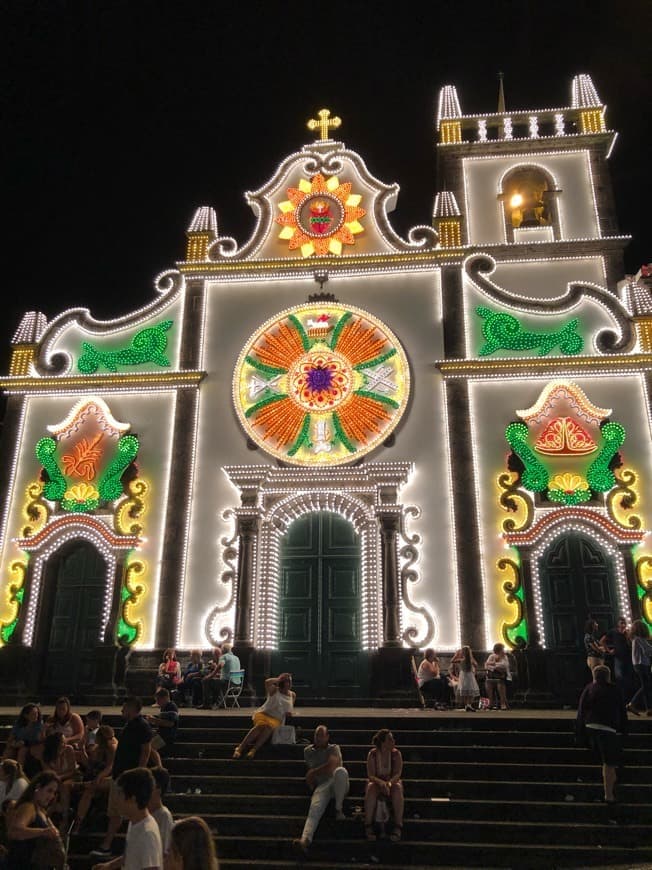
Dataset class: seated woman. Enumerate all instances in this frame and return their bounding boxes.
[168,816,219,870]
[417,649,448,710]
[0,760,29,807]
[45,697,84,748]
[2,705,45,767]
[38,733,78,827]
[364,729,404,842]
[156,648,182,692]
[6,772,62,868]
[484,642,511,710]
[177,649,205,706]
[233,673,295,759]
[72,724,117,833]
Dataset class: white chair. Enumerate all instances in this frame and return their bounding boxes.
[217,669,245,709]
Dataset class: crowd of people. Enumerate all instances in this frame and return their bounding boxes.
[0,616,649,866]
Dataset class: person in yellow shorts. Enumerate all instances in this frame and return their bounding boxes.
[233,673,295,759]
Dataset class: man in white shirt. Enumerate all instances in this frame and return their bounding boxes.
[149,766,174,856]
[292,725,349,855]
[91,767,162,870]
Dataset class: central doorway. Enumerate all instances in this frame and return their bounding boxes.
[36,540,107,695]
[274,511,368,699]
[538,531,618,651]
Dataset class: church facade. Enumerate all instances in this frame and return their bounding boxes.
[0,75,650,701]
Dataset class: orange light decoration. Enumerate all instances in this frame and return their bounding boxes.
[275,174,366,257]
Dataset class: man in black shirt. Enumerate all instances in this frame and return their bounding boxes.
[601,617,633,702]
[146,688,179,766]
[90,696,153,860]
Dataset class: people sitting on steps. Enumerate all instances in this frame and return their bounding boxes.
[175,649,205,707]
[292,724,349,856]
[364,728,403,843]
[233,673,295,759]
[200,643,242,709]
[417,649,449,710]
[156,648,182,693]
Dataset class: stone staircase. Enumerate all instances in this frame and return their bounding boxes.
[2,710,651,868]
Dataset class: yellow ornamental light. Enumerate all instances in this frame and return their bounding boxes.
[65,482,100,502]
[551,472,586,494]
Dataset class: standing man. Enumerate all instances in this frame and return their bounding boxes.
[90,697,153,861]
[601,617,633,701]
[202,643,241,708]
[292,725,349,855]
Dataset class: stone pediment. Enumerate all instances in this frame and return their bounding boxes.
[203,139,437,262]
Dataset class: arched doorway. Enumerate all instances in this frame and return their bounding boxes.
[273,512,367,699]
[35,540,107,695]
[538,531,618,651]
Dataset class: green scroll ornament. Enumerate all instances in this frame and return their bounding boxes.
[476,307,583,356]
[78,321,173,373]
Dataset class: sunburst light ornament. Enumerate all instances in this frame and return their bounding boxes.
[275,174,366,257]
[234,303,410,465]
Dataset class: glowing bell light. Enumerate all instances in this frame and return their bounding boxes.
[510,193,523,208]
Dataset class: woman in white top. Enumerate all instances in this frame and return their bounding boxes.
[0,759,29,808]
[233,673,295,759]
[484,643,511,710]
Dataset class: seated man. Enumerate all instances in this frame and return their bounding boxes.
[202,643,242,708]
[146,689,179,767]
[293,725,349,855]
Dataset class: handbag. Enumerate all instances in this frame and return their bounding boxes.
[271,724,296,745]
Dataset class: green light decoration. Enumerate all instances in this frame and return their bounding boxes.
[635,556,652,632]
[586,422,626,492]
[36,434,140,513]
[505,423,549,491]
[98,435,140,501]
[77,320,173,373]
[476,307,584,356]
[35,438,67,501]
[506,419,627,506]
[116,557,145,645]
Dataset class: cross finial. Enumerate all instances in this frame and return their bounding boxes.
[307,108,342,141]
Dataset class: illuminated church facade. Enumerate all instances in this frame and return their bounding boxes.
[0,74,650,701]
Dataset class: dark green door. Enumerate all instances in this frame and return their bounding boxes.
[275,512,366,699]
[40,542,106,693]
[539,532,617,651]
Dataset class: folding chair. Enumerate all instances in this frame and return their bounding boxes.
[217,669,245,709]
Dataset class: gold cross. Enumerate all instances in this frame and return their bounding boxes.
[307,108,342,141]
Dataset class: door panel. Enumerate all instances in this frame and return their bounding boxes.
[539,532,617,651]
[41,542,106,693]
[275,512,366,698]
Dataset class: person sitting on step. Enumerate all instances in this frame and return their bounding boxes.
[292,724,349,855]
[146,688,180,767]
[364,729,403,842]
[193,648,222,708]
[417,649,448,710]
[233,673,295,759]
[156,648,182,693]
[176,649,205,707]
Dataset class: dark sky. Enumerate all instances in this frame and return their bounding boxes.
[3,1,651,369]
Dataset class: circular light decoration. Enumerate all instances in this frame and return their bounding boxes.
[275,174,366,257]
[234,303,410,466]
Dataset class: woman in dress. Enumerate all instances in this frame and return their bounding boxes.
[233,673,295,759]
[484,643,511,710]
[164,816,219,870]
[627,619,652,716]
[584,618,606,673]
[6,772,62,867]
[364,729,404,842]
[417,649,447,709]
[2,704,45,766]
[451,645,479,711]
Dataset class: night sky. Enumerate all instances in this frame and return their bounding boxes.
[3,1,651,370]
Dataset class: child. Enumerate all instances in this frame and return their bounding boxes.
[91,767,162,870]
[148,767,173,856]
